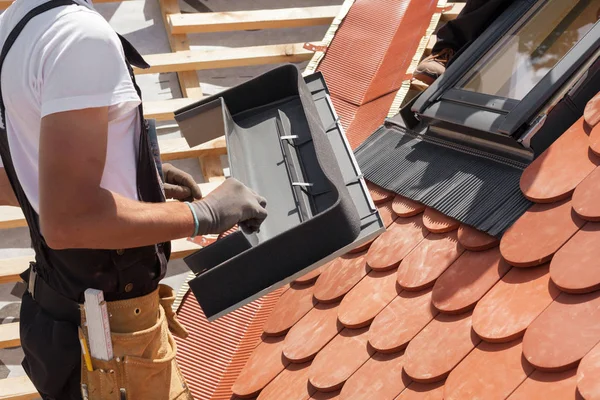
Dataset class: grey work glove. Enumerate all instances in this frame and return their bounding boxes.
[162,163,202,202]
[190,178,268,235]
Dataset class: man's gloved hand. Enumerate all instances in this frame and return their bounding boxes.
[162,163,202,202]
[190,178,268,235]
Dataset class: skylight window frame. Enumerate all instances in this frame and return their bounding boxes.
[412,0,600,142]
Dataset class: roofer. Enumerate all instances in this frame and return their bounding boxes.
[414,0,516,85]
[0,0,268,398]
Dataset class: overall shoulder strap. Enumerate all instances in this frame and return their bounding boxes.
[0,0,78,265]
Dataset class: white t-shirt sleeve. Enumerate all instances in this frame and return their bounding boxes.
[39,9,140,117]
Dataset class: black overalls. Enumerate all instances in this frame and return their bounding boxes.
[0,2,170,398]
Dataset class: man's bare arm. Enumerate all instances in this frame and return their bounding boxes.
[39,107,194,250]
[0,168,19,206]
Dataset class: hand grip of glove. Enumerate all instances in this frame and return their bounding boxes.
[190,178,268,235]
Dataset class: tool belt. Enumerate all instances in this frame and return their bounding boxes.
[80,285,192,400]
[23,266,192,400]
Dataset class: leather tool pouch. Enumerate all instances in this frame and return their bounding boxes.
[80,285,192,400]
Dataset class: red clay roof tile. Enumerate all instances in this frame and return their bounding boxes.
[310,391,341,400]
[431,248,510,314]
[550,222,600,293]
[366,216,427,271]
[589,123,600,156]
[500,198,585,267]
[263,283,317,336]
[397,232,464,291]
[283,303,342,364]
[394,382,445,400]
[368,289,437,354]
[337,269,399,329]
[232,336,289,398]
[392,194,426,217]
[457,224,499,251]
[520,117,599,203]
[294,264,327,285]
[523,291,600,371]
[472,264,560,343]
[366,181,395,204]
[378,200,398,228]
[585,91,600,128]
[313,252,369,303]
[308,327,373,392]
[444,340,533,400]
[403,312,480,383]
[576,341,600,399]
[507,369,580,400]
[422,208,460,233]
[256,362,313,400]
[572,166,600,221]
[339,352,411,400]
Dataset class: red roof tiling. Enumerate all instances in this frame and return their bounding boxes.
[367,181,396,204]
[577,341,600,399]
[392,194,426,217]
[173,1,600,397]
[422,207,460,233]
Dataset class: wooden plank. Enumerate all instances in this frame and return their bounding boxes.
[0,207,27,229]
[199,155,225,183]
[159,137,227,162]
[158,0,203,99]
[168,5,341,34]
[0,256,29,285]
[441,2,465,21]
[0,376,38,400]
[0,235,203,285]
[144,98,200,121]
[135,43,314,75]
[0,322,20,349]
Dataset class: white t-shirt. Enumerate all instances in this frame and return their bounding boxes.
[0,0,141,214]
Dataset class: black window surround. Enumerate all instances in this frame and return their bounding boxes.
[411,0,600,156]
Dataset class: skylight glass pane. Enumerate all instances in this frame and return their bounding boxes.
[459,0,600,100]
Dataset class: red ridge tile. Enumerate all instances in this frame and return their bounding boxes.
[523,291,600,371]
[314,252,369,304]
[338,269,399,329]
[257,362,313,400]
[500,198,585,268]
[392,194,425,217]
[366,216,428,271]
[263,284,317,336]
[585,91,600,128]
[444,340,533,400]
[232,336,289,398]
[550,223,600,293]
[577,341,600,400]
[295,265,327,285]
[432,248,511,314]
[508,369,580,400]
[520,117,598,203]
[394,382,445,400]
[369,289,438,353]
[404,312,480,383]
[339,352,411,400]
[367,181,395,204]
[283,303,342,364]
[422,208,460,233]
[473,264,560,343]
[397,232,464,291]
[457,225,499,251]
[308,327,374,392]
[573,167,600,221]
